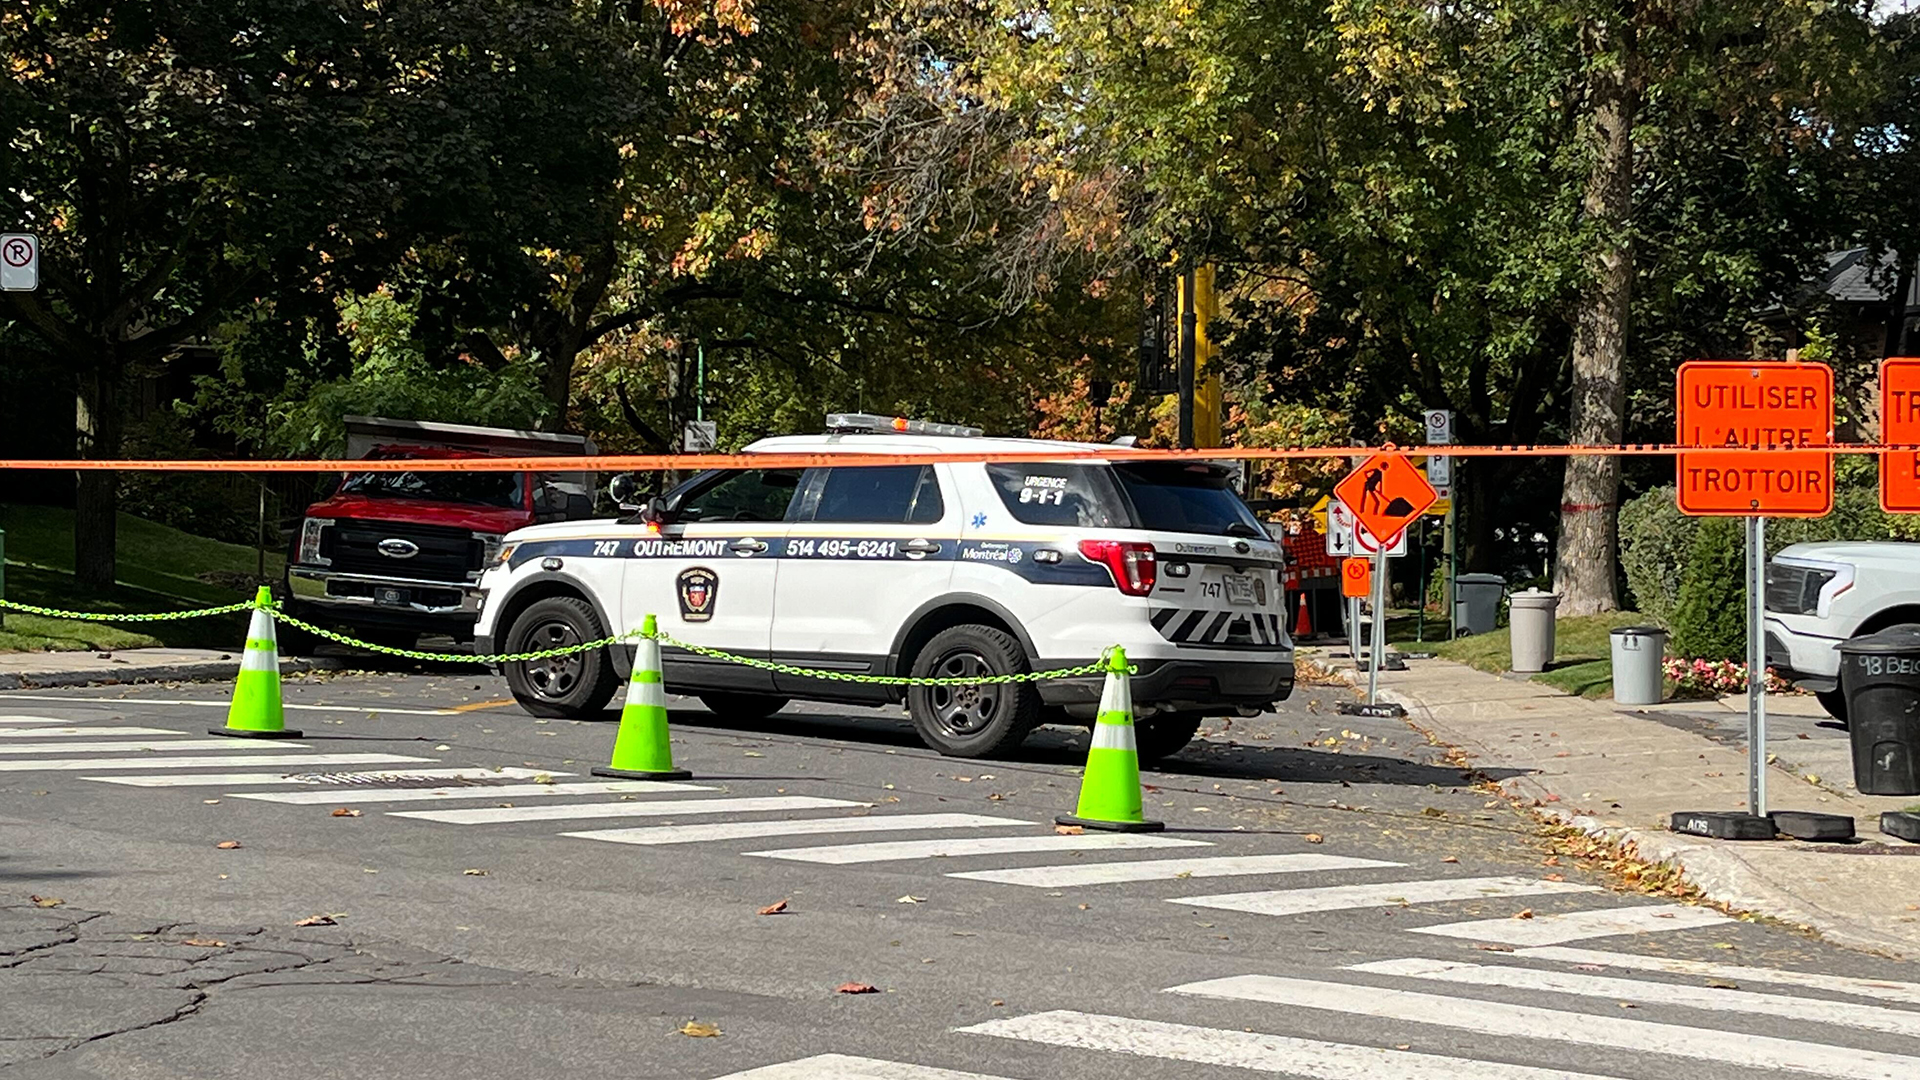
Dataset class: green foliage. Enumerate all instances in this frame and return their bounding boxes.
[263,291,553,458]
[1618,487,1699,624]
[1670,518,1748,662]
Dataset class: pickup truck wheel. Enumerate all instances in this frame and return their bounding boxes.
[503,597,620,719]
[1135,712,1205,764]
[696,692,789,721]
[906,625,1040,758]
[1814,688,1848,725]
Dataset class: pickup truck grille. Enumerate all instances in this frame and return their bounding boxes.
[320,519,483,583]
[1765,563,1829,616]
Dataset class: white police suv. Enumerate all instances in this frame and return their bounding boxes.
[473,415,1295,760]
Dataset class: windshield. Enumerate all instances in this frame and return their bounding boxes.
[336,470,524,509]
[1111,463,1263,537]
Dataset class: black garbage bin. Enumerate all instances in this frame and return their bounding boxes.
[1835,628,1920,796]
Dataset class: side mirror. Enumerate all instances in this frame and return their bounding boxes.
[608,473,643,510]
[563,492,594,519]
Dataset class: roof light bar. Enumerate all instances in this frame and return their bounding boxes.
[824,413,984,438]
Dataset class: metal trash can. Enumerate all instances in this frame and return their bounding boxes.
[1508,589,1560,673]
[1610,626,1668,706]
[1454,573,1505,636]
[1836,628,1920,796]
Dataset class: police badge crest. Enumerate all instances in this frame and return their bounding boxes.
[676,567,719,622]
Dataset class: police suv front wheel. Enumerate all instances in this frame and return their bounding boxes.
[502,596,621,719]
[906,625,1041,758]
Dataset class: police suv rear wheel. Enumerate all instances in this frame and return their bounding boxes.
[503,597,620,719]
[907,625,1040,758]
[1135,711,1204,764]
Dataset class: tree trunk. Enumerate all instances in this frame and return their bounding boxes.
[1553,18,1636,617]
[73,362,121,592]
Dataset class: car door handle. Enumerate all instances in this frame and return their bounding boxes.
[729,538,768,554]
[904,538,942,556]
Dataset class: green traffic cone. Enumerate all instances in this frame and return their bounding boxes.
[593,615,691,780]
[210,587,302,739]
[1056,646,1162,832]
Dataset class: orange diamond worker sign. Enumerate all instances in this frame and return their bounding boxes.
[1334,452,1437,546]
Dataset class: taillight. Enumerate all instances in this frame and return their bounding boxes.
[1079,539,1157,596]
[298,517,333,566]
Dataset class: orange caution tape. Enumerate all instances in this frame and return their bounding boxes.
[0,443,1913,472]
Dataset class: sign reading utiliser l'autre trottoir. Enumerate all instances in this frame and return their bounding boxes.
[1676,361,1833,517]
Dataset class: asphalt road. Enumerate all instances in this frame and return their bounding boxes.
[3,668,1917,1079]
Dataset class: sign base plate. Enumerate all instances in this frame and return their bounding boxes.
[1336,701,1406,718]
[1768,810,1856,842]
[1669,811,1776,841]
[1881,811,1920,843]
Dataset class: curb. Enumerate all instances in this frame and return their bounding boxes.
[0,657,345,691]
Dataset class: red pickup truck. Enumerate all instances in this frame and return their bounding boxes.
[283,416,598,649]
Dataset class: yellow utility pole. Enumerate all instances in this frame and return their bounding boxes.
[1176,263,1224,449]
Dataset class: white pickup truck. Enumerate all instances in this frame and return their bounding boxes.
[1765,541,1920,722]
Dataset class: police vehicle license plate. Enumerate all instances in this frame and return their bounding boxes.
[1223,574,1256,606]
[376,587,409,607]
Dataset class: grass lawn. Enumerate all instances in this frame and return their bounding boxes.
[1393,610,1655,700]
[0,505,282,653]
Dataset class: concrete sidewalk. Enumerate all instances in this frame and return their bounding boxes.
[0,647,340,690]
[1316,650,1920,959]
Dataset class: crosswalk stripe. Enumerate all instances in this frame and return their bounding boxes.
[960,1009,1630,1079]
[947,853,1404,888]
[1171,876,1598,917]
[564,813,1033,847]
[1409,903,1730,946]
[1168,975,1920,1078]
[0,726,184,738]
[230,780,715,805]
[389,794,866,825]
[1351,958,1920,1040]
[711,1054,1016,1080]
[0,753,430,772]
[744,833,1209,865]
[0,715,104,724]
[1515,947,1920,1008]
[0,695,455,715]
[0,738,306,755]
[85,767,565,788]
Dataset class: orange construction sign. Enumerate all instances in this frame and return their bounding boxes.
[1882,358,1920,512]
[1676,361,1833,517]
[1341,557,1373,599]
[1334,452,1437,546]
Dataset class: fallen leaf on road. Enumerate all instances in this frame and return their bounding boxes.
[463,868,488,876]
[758,899,790,916]
[1142,785,1159,793]
[1174,871,1193,879]
[954,776,973,782]
[1707,980,1740,990]
[1054,825,1084,836]
[433,744,451,751]
[1394,1044,1412,1051]
[1441,856,1459,864]
[1541,856,1561,867]
[1512,909,1535,920]
[215,840,242,850]
[1618,1002,1638,1009]
[743,751,763,757]
[181,938,227,948]
[1712,942,1736,950]
[678,1021,722,1037]
[331,808,362,818]
[1303,833,1324,844]
[1544,873,1566,882]
[991,999,1005,1007]
[294,914,339,927]
[203,799,220,805]
[1474,943,1514,952]
[1805,774,1821,785]
[1077,903,1090,911]
[1420,807,1445,818]
[1574,964,1607,972]
[1543,794,1561,802]
[29,895,63,908]
[836,982,880,994]
[896,895,925,904]
[533,774,555,784]
[1796,733,1810,740]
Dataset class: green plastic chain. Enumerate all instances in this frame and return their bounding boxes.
[0,596,1122,685]
[0,597,254,622]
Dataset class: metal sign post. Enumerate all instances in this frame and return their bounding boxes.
[1747,515,1767,817]
[1368,540,1387,706]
